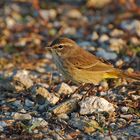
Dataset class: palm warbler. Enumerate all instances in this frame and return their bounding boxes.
[47,37,140,84]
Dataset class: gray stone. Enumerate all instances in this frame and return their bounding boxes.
[87,0,112,8]
[12,100,23,109]
[31,117,48,127]
[13,112,32,120]
[110,123,117,130]
[34,85,59,105]
[0,126,4,132]
[13,70,33,91]
[104,135,117,140]
[91,31,99,40]
[100,81,108,89]
[56,82,73,95]
[120,114,133,120]
[131,95,140,100]
[25,99,34,107]
[99,34,109,42]
[130,37,140,45]
[120,20,140,37]
[40,9,57,20]
[96,48,117,60]
[33,129,39,134]
[115,59,123,67]
[50,98,78,115]
[66,9,82,19]
[69,117,102,134]
[57,113,69,120]
[0,121,7,127]
[121,106,129,113]
[110,29,124,37]
[80,96,115,115]
[116,118,127,128]
[109,38,126,52]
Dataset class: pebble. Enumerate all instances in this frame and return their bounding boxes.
[115,59,123,67]
[80,96,115,115]
[56,82,73,95]
[131,95,140,100]
[40,9,57,20]
[109,38,126,52]
[13,70,33,91]
[69,117,102,134]
[35,67,46,73]
[96,48,117,60]
[20,109,27,113]
[116,118,127,128]
[100,81,109,90]
[91,31,99,40]
[34,85,59,105]
[100,26,109,33]
[99,34,109,42]
[0,126,4,132]
[80,42,96,52]
[86,0,112,8]
[130,37,140,45]
[33,129,39,134]
[0,79,15,91]
[57,113,69,120]
[5,17,16,28]
[63,27,76,35]
[121,106,129,113]
[13,112,32,120]
[31,117,48,127]
[99,91,107,96]
[50,98,78,115]
[25,99,34,108]
[104,135,117,140]
[66,9,82,19]
[37,104,47,112]
[71,93,83,100]
[120,114,133,120]
[12,100,23,109]
[110,123,117,130]
[110,29,124,37]
[0,121,7,128]
[78,41,92,47]
[120,20,140,37]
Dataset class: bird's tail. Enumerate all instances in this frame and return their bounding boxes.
[120,70,140,81]
[104,69,140,81]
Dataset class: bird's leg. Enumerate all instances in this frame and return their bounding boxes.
[69,83,90,98]
[72,84,84,94]
[81,84,95,100]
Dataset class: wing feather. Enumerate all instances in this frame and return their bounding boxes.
[66,47,114,72]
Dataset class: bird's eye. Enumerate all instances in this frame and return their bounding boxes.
[58,45,63,49]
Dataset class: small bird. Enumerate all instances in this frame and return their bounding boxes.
[47,37,140,85]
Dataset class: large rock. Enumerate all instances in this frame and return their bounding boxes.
[79,96,115,115]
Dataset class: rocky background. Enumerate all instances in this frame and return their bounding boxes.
[0,0,140,139]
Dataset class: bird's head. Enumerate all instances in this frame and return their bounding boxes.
[46,37,78,57]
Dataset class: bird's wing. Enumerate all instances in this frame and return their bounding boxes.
[66,48,114,72]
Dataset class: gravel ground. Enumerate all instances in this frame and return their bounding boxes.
[0,1,140,139]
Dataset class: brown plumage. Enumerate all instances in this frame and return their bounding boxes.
[47,37,140,84]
